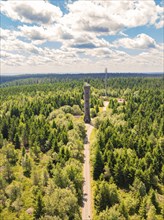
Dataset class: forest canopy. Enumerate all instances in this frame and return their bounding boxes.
[0,75,163,219]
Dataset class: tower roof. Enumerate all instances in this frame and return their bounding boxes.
[84,82,90,88]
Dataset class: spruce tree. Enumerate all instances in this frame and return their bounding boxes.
[34,193,44,219]
[93,146,104,180]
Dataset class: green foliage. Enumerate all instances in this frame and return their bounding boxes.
[92,77,164,219]
[44,187,80,219]
[5,181,21,202]
[3,162,14,183]
[34,193,44,219]
[93,146,104,180]
[94,181,119,213]
[14,133,21,149]
[22,155,32,177]
[97,205,125,220]
[0,79,88,219]
[0,76,163,219]
[2,143,18,164]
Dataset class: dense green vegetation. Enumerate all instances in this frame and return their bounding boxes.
[0,78,104,219]
[92,78,164,219]
[1,73,162,85]
[0,76,163,219]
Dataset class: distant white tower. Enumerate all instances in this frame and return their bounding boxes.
[105,68,107,96]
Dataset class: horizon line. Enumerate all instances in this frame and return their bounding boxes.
[1,72,164,77]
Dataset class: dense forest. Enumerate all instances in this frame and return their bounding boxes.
[1,73,162,85]
[91,77,164,219]
[0,75,163,219]
[0,78,102,219]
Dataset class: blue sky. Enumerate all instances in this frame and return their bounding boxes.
[0,0,163,74]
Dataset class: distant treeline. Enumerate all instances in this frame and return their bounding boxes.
[1,73,163,85]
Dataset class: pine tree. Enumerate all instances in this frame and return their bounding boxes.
[93,146,104,180]
[34,193,44,219]
[150,190,161,214]
[14,133,20,149]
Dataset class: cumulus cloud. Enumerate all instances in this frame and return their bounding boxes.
[0,0,62,24]
[0,50,27,66]
[62,1,123,35]
[1,0,163,74]
[155,4,164,28]
[0,28,21,40]
[1,29,44,56]
[18,25,47,41]
[115,34,158,50]
[66,34,111,50]
[62,0,164,36]
[0,26,79,68]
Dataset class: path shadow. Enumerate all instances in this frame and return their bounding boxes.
[82,193,88,206]
[84,136,88,144]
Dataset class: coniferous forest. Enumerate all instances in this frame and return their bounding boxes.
[0,75,163,220]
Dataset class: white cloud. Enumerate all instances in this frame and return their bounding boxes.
[18,25,47,41]
[17,23,112,50]
[1,34,44,56]
[156,19,164,28]
[155,5,164,29]
[115,34,158,50]
[1,25,163,74]
[64,34,111,50]
[62,1,123,35]
[17,25,51,45]
[17,24,75,45]
[0,26,79,68]
[0,28,21,41]
[0,51,27,66]
[155,4,164,28]
[62,0,164,36]
[0,0,163,74]
[1,0,162,33]
[0,0,62,24]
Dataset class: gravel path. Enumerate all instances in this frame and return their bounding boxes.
[82,101,109,220]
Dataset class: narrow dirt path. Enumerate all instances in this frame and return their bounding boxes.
[82,123,93,220]
[82,101,109,220]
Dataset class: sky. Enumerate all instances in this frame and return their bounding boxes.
[0,0,164,75]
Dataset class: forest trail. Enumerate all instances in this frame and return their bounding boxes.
[103,101,109,112]
[82,101,109,220]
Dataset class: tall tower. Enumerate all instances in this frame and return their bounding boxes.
[105,68,107,96]
[84,83,91,123]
